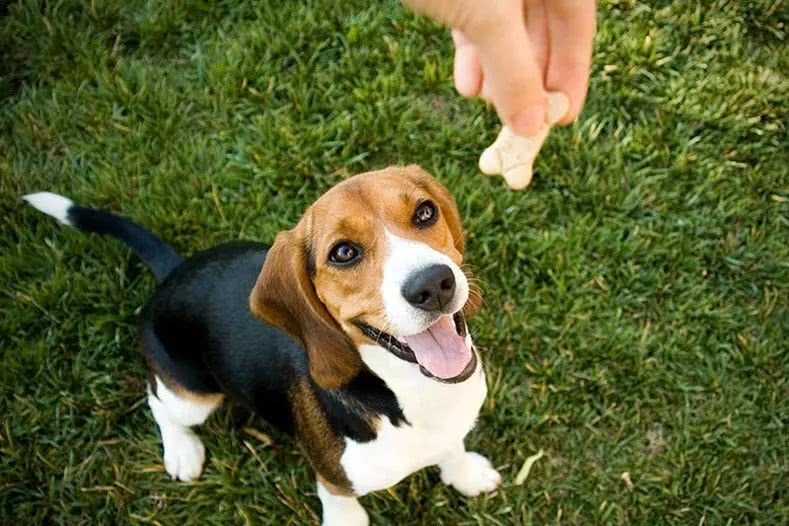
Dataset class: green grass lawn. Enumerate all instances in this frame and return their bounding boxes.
[1,0,787,524]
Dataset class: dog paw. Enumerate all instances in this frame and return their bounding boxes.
[162,430,205,482]
[440,451,501,497]
[322,503,369,526]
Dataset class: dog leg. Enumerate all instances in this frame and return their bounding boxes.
[438,443,501,497]
[317,480,368,526]
[147,376,222,482]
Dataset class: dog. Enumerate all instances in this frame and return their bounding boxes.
[23,165,500,525]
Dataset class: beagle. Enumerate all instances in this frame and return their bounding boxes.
[24,166,500,525]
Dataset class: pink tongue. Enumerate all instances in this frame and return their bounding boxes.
[401,316,471,379]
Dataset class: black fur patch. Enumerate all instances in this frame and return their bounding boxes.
[68,205,182,281]
[316,369,408,442]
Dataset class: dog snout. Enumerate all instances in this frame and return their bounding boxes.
[401,264,456,312]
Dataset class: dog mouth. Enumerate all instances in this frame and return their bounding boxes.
[354,312,477,383]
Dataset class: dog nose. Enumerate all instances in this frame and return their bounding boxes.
[401,264,456,312]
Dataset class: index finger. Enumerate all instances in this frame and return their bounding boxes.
[472,19,547,136]
[545,0,596,124]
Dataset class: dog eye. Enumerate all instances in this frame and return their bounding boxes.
[328,242,362,266]
[412,200,438,228]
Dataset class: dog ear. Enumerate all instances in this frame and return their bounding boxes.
[249,225,361,389]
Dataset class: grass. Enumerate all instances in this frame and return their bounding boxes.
[1,0,787,524]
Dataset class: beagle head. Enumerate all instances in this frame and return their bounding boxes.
[250,166,480,389]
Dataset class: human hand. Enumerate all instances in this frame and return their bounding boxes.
[403,0,596,136]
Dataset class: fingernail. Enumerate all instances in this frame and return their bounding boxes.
[510,106,544,137]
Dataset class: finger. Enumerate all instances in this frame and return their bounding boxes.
[480,77,492,103]
[545,0,596,124]
[468,6,546,136]
[525,0,549,77]
[402,0,476,31]
[452,29,482,97]
[451,28,472,47]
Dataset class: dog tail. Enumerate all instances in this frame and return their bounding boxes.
[23,192,183,282]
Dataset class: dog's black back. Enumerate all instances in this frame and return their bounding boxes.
[141,241,303,433]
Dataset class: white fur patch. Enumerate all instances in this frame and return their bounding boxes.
[23,192,74,225]
[317,481,369,526]
[151,376,218,427]
[147,377,221,482]
[341,342,487,495]
[380,230,470,336]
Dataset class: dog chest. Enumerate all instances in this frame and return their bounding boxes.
[339,362,487,495]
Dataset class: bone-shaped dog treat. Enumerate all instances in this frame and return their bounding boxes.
[479,92,570,190]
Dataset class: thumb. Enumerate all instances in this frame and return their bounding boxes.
[466,14,546,136]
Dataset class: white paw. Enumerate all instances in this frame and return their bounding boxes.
[440,451,502,497]
[162,430,205,482]
[322,504,369,526]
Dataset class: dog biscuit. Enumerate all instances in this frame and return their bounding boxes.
[479,92,569,190]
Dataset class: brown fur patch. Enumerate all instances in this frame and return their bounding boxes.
[317,474,355,497]
[249,225,362,389]
[290,378,355,495]
[167,383,225,406]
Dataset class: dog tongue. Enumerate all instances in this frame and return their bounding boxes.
[401,316,471,379]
